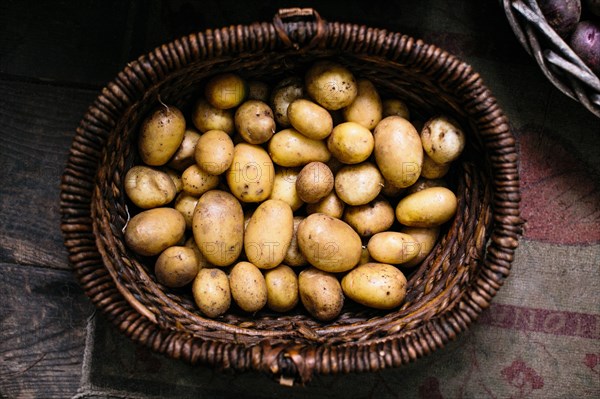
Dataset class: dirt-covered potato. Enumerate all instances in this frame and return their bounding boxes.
[287,99,333,140]
[335,162,383,206]
[192,190,244,266]
[343,197,395,237]
[298,267,344,321]
[398,226,440,268]
[181,164,220,196]
[420,154,450,179]
[296,162,334,204]
[168,128,201,171]
[305,61,357,110]
[124,207,186,256]
[138,105,186,166]
[154,246,199,288]
[297,213,362,273]
[396,187,457,227]
[226,143,275,202]
[367,232,419,265]
[191,99,235,134]
[268,128,331,167]
[270,77,305,127]
[342,79,382,130]
[306,191,345,219]
[124,166,177,209]
[269,168,303,211]
[373,116,423,188]
[284,217,308,267]
[229,261,268,313]
[192,268,231,318]
[194,130,234,175]
[174,193,198,229]
[382,99,410,119]
[264,265,299,312]
[234,100,276,144]
[341,263,407,309]
[247,80,270,102]
[420,116,465,164]
[204,73,247,110]
[327,122,374,164]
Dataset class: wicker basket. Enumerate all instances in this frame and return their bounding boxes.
[60,8,522,384]
[503,0,600,118]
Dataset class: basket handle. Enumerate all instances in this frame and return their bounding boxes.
[273,8,327,51]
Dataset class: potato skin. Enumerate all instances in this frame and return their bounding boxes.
[287,99,333,140]
[125,208,186,256]
[229,261,268,313]
[204,73,247,110]
[367,232,419,265]
[192,268,231,318]
[297,213,362,273]
[284,217,308,267]
[174,193,199,229]
[184,237,212,269]
[334,162,383,206]
[195,130,234,175]
[192,190,244,266]
[168,128,201,171]
[420,116,465,164]
[382,99,410,119]
[226,143,275,202]
[305,61,357,110]
[247,80,270,102]
[373,116,423,188]
[341,263,407,309]
[298,267,344,321]
[181,165,220,196]
[343,197,394,237]
[155,246,199,288]
[395,187,457,227]
[268,128,331,167]
[306,191,345,219]
[270,77,305,127]
[269,167,304,211]
[342,79,382,130]
[296,162,334,204]
[124,166,177,209]
[420,153,450,179]
[327,122,374,164]
[399,227,440,268]
[191,99,235,134]
[138,106,186,166]
[265,265,299,312]
[234,100,276,144]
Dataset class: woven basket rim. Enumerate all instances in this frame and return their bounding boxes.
[60,9,522,384]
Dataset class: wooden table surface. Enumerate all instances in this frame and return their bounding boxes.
[1,1,598,398]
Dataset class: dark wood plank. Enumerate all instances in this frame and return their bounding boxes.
[0,79,98,269]
[0,263,93,398]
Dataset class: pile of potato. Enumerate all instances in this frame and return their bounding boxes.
[122,60,465,321]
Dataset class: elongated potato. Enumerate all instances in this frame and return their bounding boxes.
[269,167,304,211]
[234,100,276,144]
[124,208,186,256]
[342,79,382,130]
[306,191,345,219]
[204,73,247,110]
[287,99,333,140]
[229,261,267,312]
[191,99,235,134]
[367,232,419,265]
[298,267,344,321]
[268,128,331,167]
[244,199,293,269]
[335,162,383,206]
[192,268,231,317]
[138,105,186,166]
[168,128,201,171]
[194,130,234,175]
[181,164,220,196]
[155,246,199,288]
[124,166,177,209]
[399,227,440,268]
[396,187,457,227]
[305,61,357,110]
[341,263,407,309]
[192,190,244,266]
[297,213,362,273]
[327,122,374,164]
[265,265,299,312]
[226,143,275,202]
[284,217,308,267]
[270,77,305,127]
[343,197,394,237]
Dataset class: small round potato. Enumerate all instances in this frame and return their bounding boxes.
[296,162,334,204]
[327,122,374,165]
[306,191,345,219]
[174,193,199,229]
[184,237,212,269]
[226,143,275,202]
[247,80,270,102]
[181,164,220,196]
[367,232,420,265]
[138,105,186,166]
[270,77,305,127]
[192,268,231,318]
[269,168,304,211]
[382,99,410,119]
[265,265,299,312]
[124,207,186,256]
[341,263,407,310]
[405,177,448,196]
[399,227,440,268]
[420,116,465,164]
[191,99,235,134]
[168,128,201,171]
[395,187,458,227]
[234,100,276,144]
[284,217,308,267]
[268,128,331,167]
[287,99,333,140]
[420,154,451,179]
[155,246,199,288]
[124,166,177,209]
[342,79,382,130]
[229,261,267,313]
[305,61,357,110]
[335,162,383,206]
[343,197,395,237]
[204,73,247,109]
[298,267,344,321]
[194,130,234,175]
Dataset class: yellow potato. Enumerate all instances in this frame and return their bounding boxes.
[305,61,357,110]
[244,199,293,269]
[234,100,276,144]
[327,122,374,164]
[287,99,333,140]
[381,178,406,198]
[395,187,457,227]
[420,154,451,179]
[398,227,440,267]
[341,263,407,309]
[192,190,244,266]
[342,79,382,130]
[404,177,448,196]
[298,267,344,321]
[229,261,267,313]
[194,130,234,175]
[306,191,345,219]
[367,232,419,265]
[343,197,394,237]
[296,162,334,204]
[154,246,199,288]
[284,217,308,267]
[269,168,304,211]
[297,213,362,273]
[174,193,198,229]
[270,77,305,127]
[382,99,410,119]
[373,116,423,188]
[181,164,220,196]
[191,99,234,134]
[226,143,275,202]
[184,237,212,269]
[204,73,247,110]
[124,207,186,256]
[168,128,201,171]
[359,246,372,265]
[124,166,177,209]
[247,80,270,102]
[420,116,465,164]
[264,265,299,312]
[334,162,383,206]
[268,128,331,167]
[160,167,183,193]
[192,268,231,318]
[138,105,186,166]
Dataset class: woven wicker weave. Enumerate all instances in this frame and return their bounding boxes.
[504,0,600,118]
[60,9,522,384]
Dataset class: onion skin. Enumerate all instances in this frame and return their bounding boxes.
[570,21,600,75]
[538,0,581,37]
